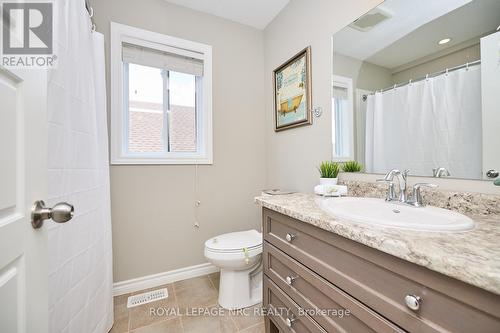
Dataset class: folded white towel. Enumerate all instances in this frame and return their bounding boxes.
[314,184,347,197]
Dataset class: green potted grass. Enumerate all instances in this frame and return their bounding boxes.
[342,160,363,173]
[318,161,340,185]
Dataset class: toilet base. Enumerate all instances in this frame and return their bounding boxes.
[218,266,262,310]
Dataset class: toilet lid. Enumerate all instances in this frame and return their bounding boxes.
[205,230,262,252]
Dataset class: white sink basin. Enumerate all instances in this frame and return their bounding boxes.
[318,197,474,232]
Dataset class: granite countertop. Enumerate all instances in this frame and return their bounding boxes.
[255,193,500,296]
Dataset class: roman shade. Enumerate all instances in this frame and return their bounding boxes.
[333,86,348,99]
[122,42,204,76]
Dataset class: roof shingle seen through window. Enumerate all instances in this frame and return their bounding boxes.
[128,101,196,153]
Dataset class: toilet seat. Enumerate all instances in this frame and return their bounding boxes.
[205,230,262,253]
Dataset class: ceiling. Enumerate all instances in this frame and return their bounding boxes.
[163,0,290,29]
[333,0,500,70]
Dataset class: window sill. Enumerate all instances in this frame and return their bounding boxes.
[110,156,213,165]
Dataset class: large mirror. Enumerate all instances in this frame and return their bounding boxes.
[332,0,500,180]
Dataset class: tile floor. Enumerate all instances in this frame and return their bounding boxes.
[111,272,265,333]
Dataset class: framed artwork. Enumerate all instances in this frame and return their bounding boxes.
[273,46,312,132]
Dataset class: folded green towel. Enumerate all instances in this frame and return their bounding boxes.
[495,178,500,186]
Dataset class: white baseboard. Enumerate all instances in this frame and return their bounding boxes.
[113,263,219,296]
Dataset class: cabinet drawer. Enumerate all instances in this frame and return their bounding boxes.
[264,277,326,333]
[263,208,500,333]
[264,243,404,333]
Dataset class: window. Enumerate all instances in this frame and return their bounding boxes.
[332,75,354,161]
[111,23,212,164]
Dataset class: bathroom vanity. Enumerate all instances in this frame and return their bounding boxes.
[257,193,500,333]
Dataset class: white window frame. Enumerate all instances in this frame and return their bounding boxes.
[331,75,354,162]
[110,22,213,164]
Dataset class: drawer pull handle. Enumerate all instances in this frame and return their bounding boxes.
[285,275,298,285]
[285,233,296,242]
[285,316,296,327]
[404,294,422,311]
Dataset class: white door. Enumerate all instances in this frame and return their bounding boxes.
[0,66,71,333]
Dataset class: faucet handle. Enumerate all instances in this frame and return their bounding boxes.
[382,170,396,181]
[433,167,451,178]
[410,183,438,207]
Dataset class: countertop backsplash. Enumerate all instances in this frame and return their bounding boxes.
[339,180,500,216]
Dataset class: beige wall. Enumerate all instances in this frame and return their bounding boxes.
[392,44,480,84]
[263,0,383,193]
[333,44,480,92]
[91,0,266,282]
[333,52,392,91]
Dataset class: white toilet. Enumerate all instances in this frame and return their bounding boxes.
[204,229,263,310]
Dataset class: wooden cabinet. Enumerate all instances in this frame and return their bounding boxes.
[265,277,326,333]
[262,208,500,333]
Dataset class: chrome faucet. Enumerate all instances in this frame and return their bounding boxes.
[383,169,410,203]
[433,167,450,178]
[378,169,438,207]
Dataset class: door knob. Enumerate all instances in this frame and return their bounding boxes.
[31,200,74,229]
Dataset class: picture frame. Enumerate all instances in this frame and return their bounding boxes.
[273,46,312,132]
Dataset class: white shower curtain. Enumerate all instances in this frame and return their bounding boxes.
[365,65,482,179]
[46,1,113,332]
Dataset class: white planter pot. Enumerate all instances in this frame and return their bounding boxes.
[319,177,338,185]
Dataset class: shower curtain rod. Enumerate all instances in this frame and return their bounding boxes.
[362,60,481,100]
